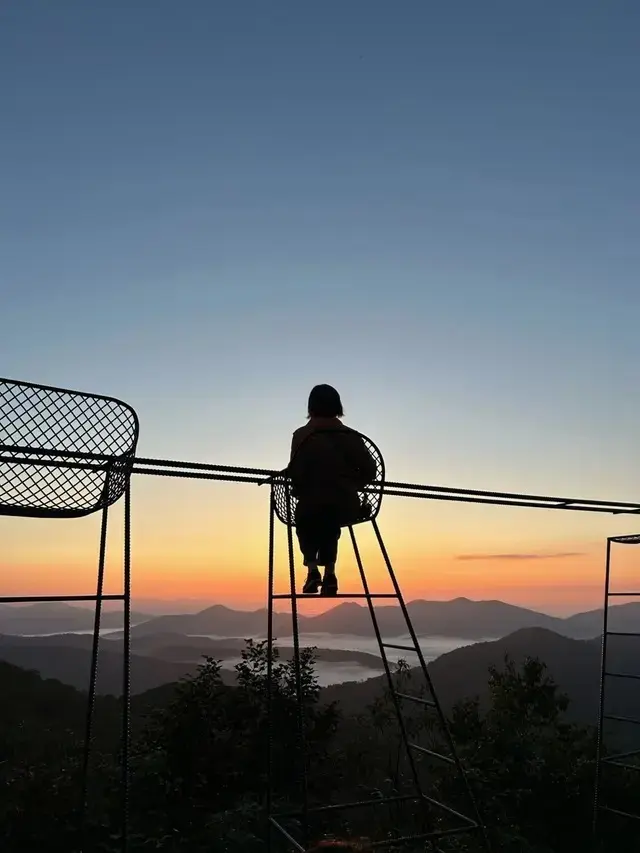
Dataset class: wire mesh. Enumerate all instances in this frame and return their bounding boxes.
[272,429,384,527]
[0,377,137,851]
[0,377,139,518]
[594,535,640,841]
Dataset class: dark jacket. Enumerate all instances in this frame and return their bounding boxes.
[288,417,377,522]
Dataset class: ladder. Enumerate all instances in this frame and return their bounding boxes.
[265,452,491,851]
[594,534,640,840]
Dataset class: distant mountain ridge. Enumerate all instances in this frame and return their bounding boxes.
[128,597,636,641]
[0,639,192,695]
[322,627,640,731]
[2,597,639,641]
[0,632,386,694]
[0,602,148,634]
[4,627,640,737]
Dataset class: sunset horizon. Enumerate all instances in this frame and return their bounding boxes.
[2,1,640,625]
[3,5,640,848]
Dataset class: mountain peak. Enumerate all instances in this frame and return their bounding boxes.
[198,604,236,616]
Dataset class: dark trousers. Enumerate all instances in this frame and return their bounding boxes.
[295,504,341,568]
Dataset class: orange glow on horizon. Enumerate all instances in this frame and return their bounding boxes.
[2,476,640,617]
[4,540,639,617]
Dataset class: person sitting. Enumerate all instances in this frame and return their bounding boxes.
[287,384,377,596]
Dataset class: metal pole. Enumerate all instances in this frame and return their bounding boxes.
[348,525,439,851]
[285,485,309,849]
[266,487,276,853]
[80,496,109,848]
[593,537,612,840]
[121,482,132,853]
[371,518,491,853]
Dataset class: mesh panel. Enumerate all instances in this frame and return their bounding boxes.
[0,378,139,518]
[272,430,384,527]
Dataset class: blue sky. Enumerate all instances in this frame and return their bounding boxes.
[2,0,639,506]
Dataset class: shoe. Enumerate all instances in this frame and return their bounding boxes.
[320,575,338,597]
[302,570,322,594]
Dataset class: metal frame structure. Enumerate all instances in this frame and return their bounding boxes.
[131,454,640,515]
[0,377,138,518]
[271,428,385,527]
[593,534,640,839]
[266,429,490,850]
[5,376,640,849]
[0,377,139,852]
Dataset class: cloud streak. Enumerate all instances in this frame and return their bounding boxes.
[456,552,584,562]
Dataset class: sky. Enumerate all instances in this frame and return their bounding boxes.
[1,1,640,615]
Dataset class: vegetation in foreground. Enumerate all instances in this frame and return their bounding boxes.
[1,643,639,852]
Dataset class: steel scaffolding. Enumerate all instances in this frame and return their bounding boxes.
[266,431,490,851]
[3,375,640,850]
[593,534,640,843]
[0,376,139,852]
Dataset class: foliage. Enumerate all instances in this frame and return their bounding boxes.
[440,656,640,852]
[129,640,339,849]
[3,647,640,851]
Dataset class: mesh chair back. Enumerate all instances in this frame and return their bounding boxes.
[0,377,139,518]
[272,429,384,527]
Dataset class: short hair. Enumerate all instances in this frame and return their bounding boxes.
[307,384,344,418]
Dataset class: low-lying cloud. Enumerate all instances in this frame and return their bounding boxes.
[456,552,584,562]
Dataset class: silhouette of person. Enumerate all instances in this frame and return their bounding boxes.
[287,385,377,596]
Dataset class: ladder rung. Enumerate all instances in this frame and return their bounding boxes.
[396,692,436,708]
[272,593,397,600]
[276,792,420,818]
[0,594,125,603]
[608,592,640,597]
[421,793,478,826]
[599,805,640,821]
[603,760,640,773]
[382,643,417,653]
[606,747,640,761]
[604,714,640,726]
[370,824,479,847]
[272,813,478,850]
[605,671,640,681]
[607,631,640,637]
[269,818,305,852]
[409,743,454,764]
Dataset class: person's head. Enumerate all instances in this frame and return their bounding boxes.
[307,384,344,419]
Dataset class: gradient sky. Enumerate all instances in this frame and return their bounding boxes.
[2,2,640,615]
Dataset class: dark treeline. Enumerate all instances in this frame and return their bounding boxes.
[1,642,639,852]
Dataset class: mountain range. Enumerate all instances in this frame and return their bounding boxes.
[124,598,640,641]
[323,627,640,733]
[0,631,385,695]
[3,627,640,740]
[3,597,640,642]
[0,602,148,634]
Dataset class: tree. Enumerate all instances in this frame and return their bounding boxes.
[128,640,339,851]
[439,655,640,852]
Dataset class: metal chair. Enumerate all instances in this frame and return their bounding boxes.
[271,429,384,527]
[265,428,490,851]
[0,377,138,518]
[0,376,139,853]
